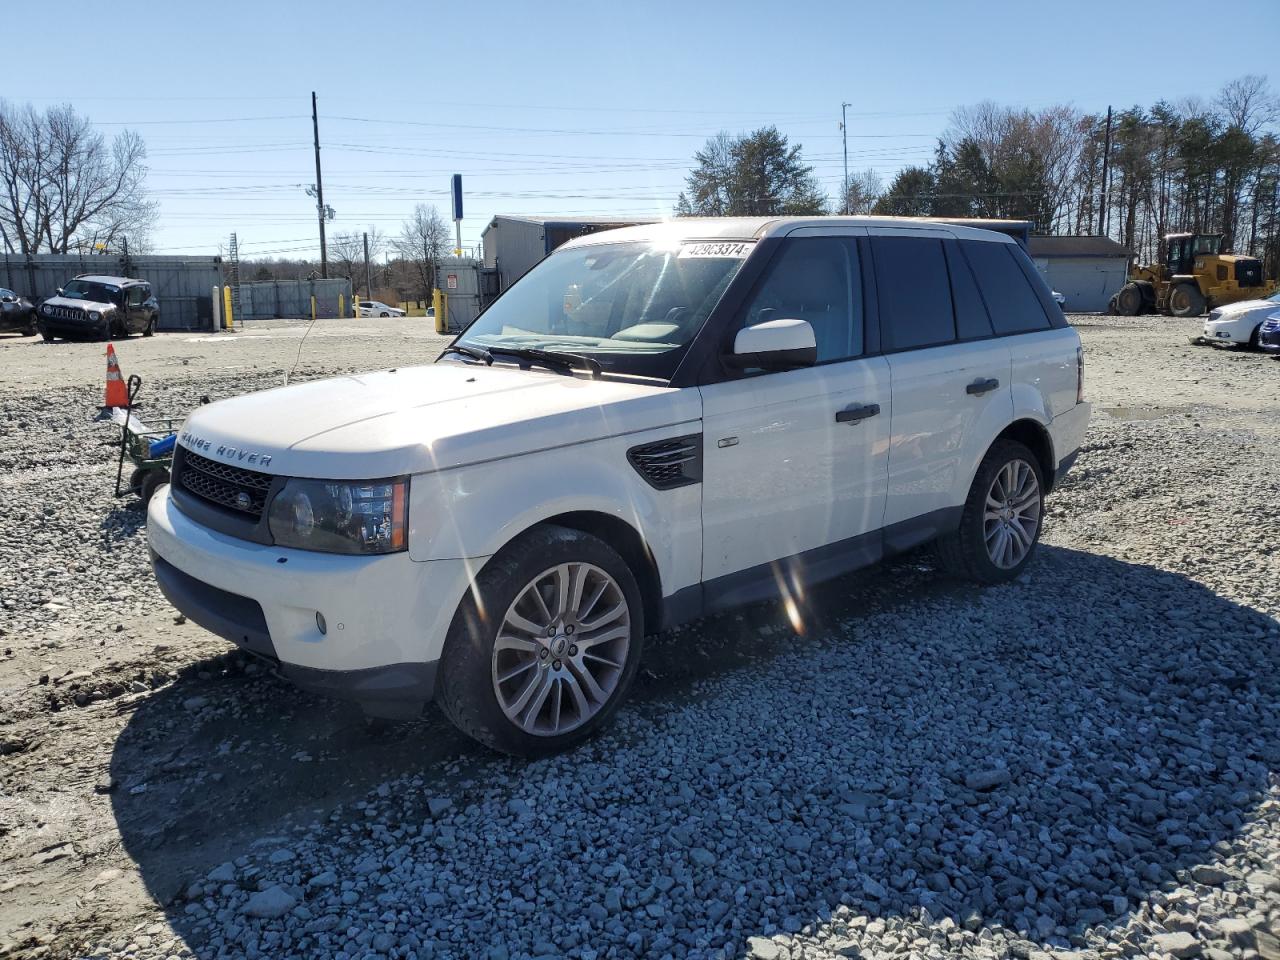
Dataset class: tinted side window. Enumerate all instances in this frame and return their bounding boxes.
[871,236,955,351]
[962,240,1052,335]
[945,240,994,340]
[740,237,862,363]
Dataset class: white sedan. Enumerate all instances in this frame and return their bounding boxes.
[359,300,405,318]
[1195,291,1280,348]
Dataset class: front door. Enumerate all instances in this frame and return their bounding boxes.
[699,234,891,604]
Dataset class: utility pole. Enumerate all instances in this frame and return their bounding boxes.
[1098,105,1113,237]
[363,231,372,299]
[312,91,328,279]
[841,102,851,215]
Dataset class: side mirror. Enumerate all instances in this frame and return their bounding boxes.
[726,318,817,371]
[56,288,63,296]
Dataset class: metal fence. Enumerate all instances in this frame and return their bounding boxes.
[237,278,353,320]
[1,253,224,331]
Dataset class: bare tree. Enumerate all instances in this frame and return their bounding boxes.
[394,203,450,299]
[329,227,384,294]
[841,169,883,214]
[1216,74,1280,137]
[0,100,155,255]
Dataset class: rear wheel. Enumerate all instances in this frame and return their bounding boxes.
[380,311,390,317]
[1114,283,1143,316]
[437,525,644,757]
[937,439,1045,585]
[1168,283,1206,318]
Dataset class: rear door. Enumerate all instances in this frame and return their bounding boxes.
[700,233,891,591]
[961,238,1077,421]
[871,230,1012,537]
[124,285,147,332]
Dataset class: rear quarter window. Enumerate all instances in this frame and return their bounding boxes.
[962,240,1052,335]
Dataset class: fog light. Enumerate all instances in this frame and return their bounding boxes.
[316,611,327,635]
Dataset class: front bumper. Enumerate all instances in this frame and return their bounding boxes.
[38,317,107,339]
[147,484,480,714]
[1202,318,1251,344]
[1259,324,1280,354]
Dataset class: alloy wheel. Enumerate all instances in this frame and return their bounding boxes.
[983,459,1041,569]
[491,562,631,737]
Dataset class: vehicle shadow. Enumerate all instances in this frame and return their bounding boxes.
[108,545,1280,958]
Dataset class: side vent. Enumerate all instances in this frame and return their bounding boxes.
[627,434,702,490]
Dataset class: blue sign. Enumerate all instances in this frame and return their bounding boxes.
[451,174,463,222]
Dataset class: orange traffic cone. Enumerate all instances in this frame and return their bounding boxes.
[104,344,128,408]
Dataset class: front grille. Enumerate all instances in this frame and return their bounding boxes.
[46,305,87,322]
[177,448,274,519]
[627,434,702,490]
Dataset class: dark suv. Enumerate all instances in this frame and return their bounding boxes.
[37,275,160,341]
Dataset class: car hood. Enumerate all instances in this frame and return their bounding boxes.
[176,362,699,478]
[40,295,115,311]
[1211,298,1278,319]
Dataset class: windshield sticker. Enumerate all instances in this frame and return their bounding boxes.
[678,241,755,259]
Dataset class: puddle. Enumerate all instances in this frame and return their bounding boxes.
[1099,406,1169,421]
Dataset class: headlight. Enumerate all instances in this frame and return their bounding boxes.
[268,477,408,555]
[88,311,101,321]
[41,304,52,316]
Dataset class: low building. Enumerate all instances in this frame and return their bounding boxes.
[481,215,658,294]
[1027,235,1131,313]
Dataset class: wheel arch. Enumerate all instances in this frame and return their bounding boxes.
[480,510,663,636]
[994,418,1056,492]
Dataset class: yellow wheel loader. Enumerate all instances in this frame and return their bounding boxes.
[1110,233,1271,318]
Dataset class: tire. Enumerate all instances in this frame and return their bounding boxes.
[380,311,390,318]
[40,328,54,342]
[437,525,645,757]
[1114,283,1143,316]
[128,467,147,495]
[20,322,36,337]
[143,316,156,337]
[1168,283,1206,318]
[1247,324,1261,350]
[139,469,169,507]
[937,439,1045,585]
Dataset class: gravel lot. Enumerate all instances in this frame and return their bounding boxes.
[0,315,1277,960]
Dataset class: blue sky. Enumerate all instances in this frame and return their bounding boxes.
[7,0,1278,259]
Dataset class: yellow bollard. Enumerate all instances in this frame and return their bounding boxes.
[310,295,317,321]
[338,293,344,320]
[432,289,445,334]
[222,286,233,330]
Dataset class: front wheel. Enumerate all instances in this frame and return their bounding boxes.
[1168,283,1206,318]
[143,316,156,337]
[937,439,1045,584]
[437,525,644,757]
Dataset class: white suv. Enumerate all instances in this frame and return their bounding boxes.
[148,217,1089,756]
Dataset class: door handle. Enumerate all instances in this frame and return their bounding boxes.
[835,402,880,424]
[966,377,1000,396]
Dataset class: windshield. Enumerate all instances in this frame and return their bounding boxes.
[453,240,751,380]
[1193,235,1221,255]
[61,280,121,304]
